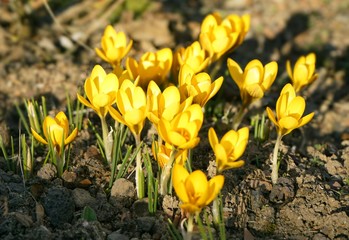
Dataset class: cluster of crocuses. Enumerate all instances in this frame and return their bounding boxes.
[29,11,318,238]
[78,13,252,209]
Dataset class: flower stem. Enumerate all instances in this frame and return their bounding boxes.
[100,116,112,165]
[212,195,220,225]
[209,57,224,80]
[185,213,194,240]
[134,133,144,199]
[232,105,247,130]
[271,134,283,184]
[159,147,178,195]
[55,151,64,177]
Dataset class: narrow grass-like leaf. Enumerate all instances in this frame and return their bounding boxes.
[167,219,183,240]
[66,92,73,127]
[15,103,30,135]
[196,211,209,240]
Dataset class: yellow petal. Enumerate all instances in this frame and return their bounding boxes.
[201,14,219,33]
[185,170,208,207]
[77,94,95,112]
[65,128,78,145]
[219,160,244,172]
[124,40,133,57]
[43,116,56,141]
[147,80,161,97]
[179,137,200,150]
[262,61,278,90]
[279,116,299,130]
[233,139,248,159]
[237,127,249,140]
[288,96,305,119]
[31,128,48,145]
[179,64,195,86]
[126,57,139,80]
[208,127,219,149]
[214,144,228,164]
[227,58,243,89]
[244,60,263,85]
[167,131,187,147]
[221,130,238,146]
[293,64,308,91]
[90,65,107,83]
[108,106,126,125]
[298,112,314,128]
[124,108,146,126]
[158,119,172,144]
[55,111,69,136]
[205,175,224,205]
[206,76,224,103]
[266,107,279,128]
[49,125,64,150]
[117,90,133,114]
[95,48,109,63]
[104,25,116,37]
[92,93,110,108]
[286,60,293,80]
[172,164,190,203]
[133,87,147,109]
[101,73,119,93]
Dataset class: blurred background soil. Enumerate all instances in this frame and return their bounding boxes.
[0,0,349,239]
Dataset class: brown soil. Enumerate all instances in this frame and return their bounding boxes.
[1,0,349,239]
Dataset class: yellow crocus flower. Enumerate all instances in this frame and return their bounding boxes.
[286,53,318,93]
[126,48,173,88]
[108,79,147,199]
[208,127,248,172]
[173,41,209,74]
[31,111,78,155]
[158,104,203,150]
[172,164,224,214]
[178,64,223,107]
[108,79,147,136]
[200,13,250,62]
[77,65,119,118]
[147,80,193,127]
[228,58,278,107]
[95,25,133,67]
[266,83,314,137]
[147,81,181,126]
[266,83,314,184]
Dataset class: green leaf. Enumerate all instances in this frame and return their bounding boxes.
[81,206,97,222]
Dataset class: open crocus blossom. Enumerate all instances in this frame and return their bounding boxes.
[147,81,193,128]
[286,52,318,93]
[172,164,224,214]
[31,111,78,155]
[95,25,133,67]
[158,104,203,150]
[174,41,209,74]
[178,64,223,107]
[266,83,314,137]
[126,48,173,88]
[228,58,278,107]
[108,79,147,137]
[200,13,250,62]
[77,65,119,118]
[267,83,314,184]
[208,127,249,172]
[147,81,181,126]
